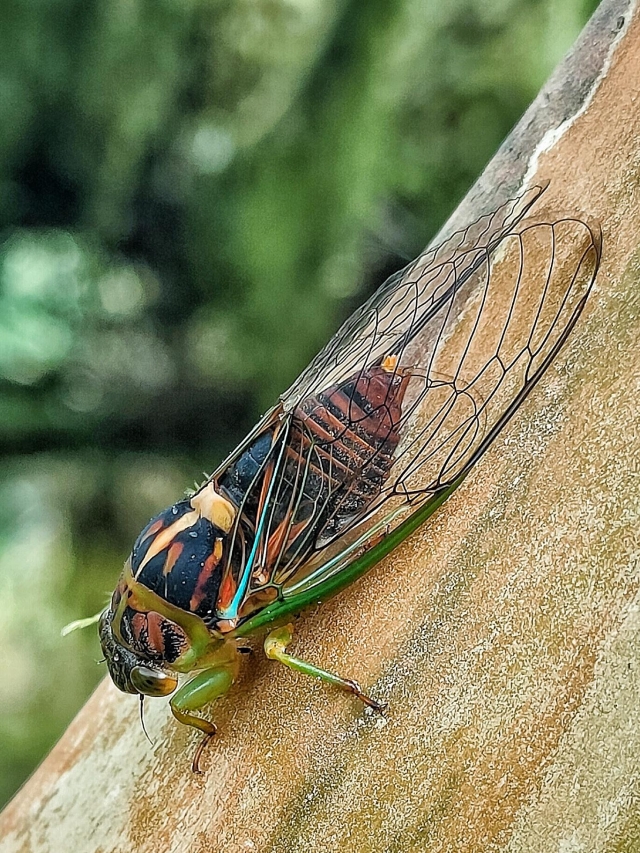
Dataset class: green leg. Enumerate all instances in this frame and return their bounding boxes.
[264,623,386,712]
[171,659,238,772]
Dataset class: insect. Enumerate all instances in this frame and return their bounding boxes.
[100,183,601,771]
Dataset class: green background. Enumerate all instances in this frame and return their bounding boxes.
[0,0,597,808]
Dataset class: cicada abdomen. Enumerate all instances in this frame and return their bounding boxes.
[214,359,412,611]
[284,360,412,538]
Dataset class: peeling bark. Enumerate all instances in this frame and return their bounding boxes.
[1,1,639,850]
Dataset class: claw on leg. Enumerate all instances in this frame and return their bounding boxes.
[341,677,387,713]
[192,728,217,774]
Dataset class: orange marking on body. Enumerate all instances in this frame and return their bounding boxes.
[218,568,237,611]
[254,459,275,569]
[216,618,238,634]
[131,612,145,644]
[135,510,199,577]
[140,517,164,544]
[256,460,274,519]
[146,611,165,656]
[190,539,223,611]
[163,541,184,576]
[265,517,311,569]
[130,611,163,656]
[190,483,236,533]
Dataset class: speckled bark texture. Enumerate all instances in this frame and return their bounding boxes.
[1,1,639,850]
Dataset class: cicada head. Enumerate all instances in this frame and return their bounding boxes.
[100,482,237,695]
[99,606,179,697]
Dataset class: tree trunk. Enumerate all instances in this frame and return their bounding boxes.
[2,1,639,850]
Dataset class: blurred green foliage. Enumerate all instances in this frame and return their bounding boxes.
[0,0,597,808]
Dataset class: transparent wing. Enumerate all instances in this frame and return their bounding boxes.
[213,187,602,622]
[275,212,601,599]
[373,214,601,500]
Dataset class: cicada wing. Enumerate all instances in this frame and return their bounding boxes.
[377,215,602,498]
[273,211,601,598]
[211,185,546,489]
[213,185,601,622]
[281,183,549,413]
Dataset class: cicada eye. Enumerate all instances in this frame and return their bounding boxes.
[130,665,178,697]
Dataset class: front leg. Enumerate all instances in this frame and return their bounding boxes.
[264,623,386,712]
[171,659,238,772]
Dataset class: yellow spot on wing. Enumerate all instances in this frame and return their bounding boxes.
[381,354,398,372]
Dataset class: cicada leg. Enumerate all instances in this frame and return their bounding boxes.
[264,623,386,713]
[170,661,238,773]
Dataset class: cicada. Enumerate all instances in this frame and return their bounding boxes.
[100,184,601,771]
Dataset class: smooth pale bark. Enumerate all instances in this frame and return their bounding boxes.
[1,1,639,850]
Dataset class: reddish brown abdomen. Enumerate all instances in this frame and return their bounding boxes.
[288,362,411,542]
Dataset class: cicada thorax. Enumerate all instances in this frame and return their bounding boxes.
[111,497,231,658]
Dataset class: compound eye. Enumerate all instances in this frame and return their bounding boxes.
[130,665,178,697]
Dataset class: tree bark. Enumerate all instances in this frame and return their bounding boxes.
[2,1,639,850]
